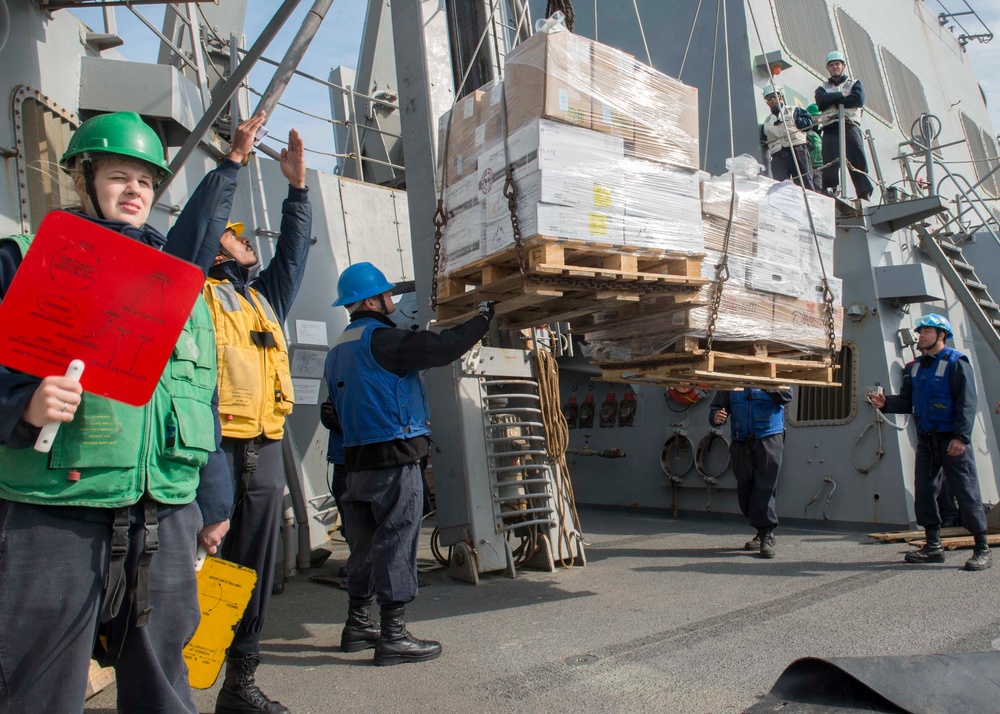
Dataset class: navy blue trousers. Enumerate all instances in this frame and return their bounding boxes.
[0,500,201,713]
[730,434,785,530]
[913,433,987,534]
[342,462,423,606]
[220,436,285,658]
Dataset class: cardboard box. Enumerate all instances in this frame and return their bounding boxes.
[503,30,594,133]
[591,42,635,141]
[629,61,699,169]
[484,160,625,223]
[703,215,754,256]
[485,203,625,255]
[476,119,624,206]
[437,90,484,187]
[773,294,844,351]
[475,83,506,150]
[440,203,485,274]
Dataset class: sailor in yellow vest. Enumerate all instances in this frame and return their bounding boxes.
[203,129,312,714]
[0,111,263,713]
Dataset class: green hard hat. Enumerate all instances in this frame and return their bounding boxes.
[61,112,172,179]
[807,103,821,116]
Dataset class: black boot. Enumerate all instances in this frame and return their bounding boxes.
[341,597,381,652]
[374,606,442,666]
[215,654,289,714]
[758,528,776,559]
[904,527,945,564]
[965,535,993,571]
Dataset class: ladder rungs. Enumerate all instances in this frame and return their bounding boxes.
[977,299,1000,311]
[950,259,974,271]
[938,241,963,254]
[964,279,988,291]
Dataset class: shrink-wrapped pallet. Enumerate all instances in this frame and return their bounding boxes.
[435,22,704,280]
[579,158,844,362]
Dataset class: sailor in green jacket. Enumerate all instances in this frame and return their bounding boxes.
[0,111,262,713]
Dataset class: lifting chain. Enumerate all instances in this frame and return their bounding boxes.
[545,0,575,31]
[431,199,447,308]
[705,172,738,355]
[822,279,839,364]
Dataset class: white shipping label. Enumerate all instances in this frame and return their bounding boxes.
[474,124,486,146]
[463,97,475,119]
[490,85,503,106]
[558,88,569,112]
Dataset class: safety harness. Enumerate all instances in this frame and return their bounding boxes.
[94,500,159,666]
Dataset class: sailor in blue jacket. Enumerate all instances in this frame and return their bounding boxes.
[709,387,792,558]
[325,262,493,666]
[870,314,991,571]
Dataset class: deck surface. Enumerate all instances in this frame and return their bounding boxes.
[87,508,1000,714]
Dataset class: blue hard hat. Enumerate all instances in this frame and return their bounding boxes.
[334,262,395,306]
[914,313,953,339]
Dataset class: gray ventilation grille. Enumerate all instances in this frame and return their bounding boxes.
[790,345,857,426]
[981,129,1000,198]
[772,0,838,77]
[880,48,929,135]
[835,8,892,125]
[960,112,999,197]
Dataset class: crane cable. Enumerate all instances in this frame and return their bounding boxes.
[745,1,840,365]
[432,0,529,308]
[703,0,738,355]
[535,346,586,568]
[678,0,705,80]
[545,0,574,31]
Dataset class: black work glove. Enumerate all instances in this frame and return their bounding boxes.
[477,300,497,321]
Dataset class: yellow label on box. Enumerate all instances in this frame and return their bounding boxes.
[588,212,608,236]
[593,184,613,208]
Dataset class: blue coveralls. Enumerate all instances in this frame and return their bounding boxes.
[709,389,792,530]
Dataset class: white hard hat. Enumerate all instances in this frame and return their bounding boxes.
[826,50,846,65]
[762,84,783,98]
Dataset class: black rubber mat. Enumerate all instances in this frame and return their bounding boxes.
[745,652,1000,714]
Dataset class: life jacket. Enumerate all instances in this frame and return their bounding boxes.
[203,277,294,439]
[911,347,963,433]
[0,235,218,507]
[325,318,430,448]
[819,76,863,128]
[762,105,808,155]
[728,389,785,441]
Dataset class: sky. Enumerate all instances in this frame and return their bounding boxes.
[69,0,1000,175]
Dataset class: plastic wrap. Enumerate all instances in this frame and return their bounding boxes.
[579,160,845,363]
[435,24,703,277]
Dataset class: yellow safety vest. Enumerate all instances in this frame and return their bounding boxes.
[203,277,295,440]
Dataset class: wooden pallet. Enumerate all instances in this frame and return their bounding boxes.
[909,534,1000,550]
[87,659,115,699]
[868,527,973,543]
[599,350,838,388]
[434,241,708,329]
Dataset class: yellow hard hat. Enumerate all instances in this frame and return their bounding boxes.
[225,221,244,237]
